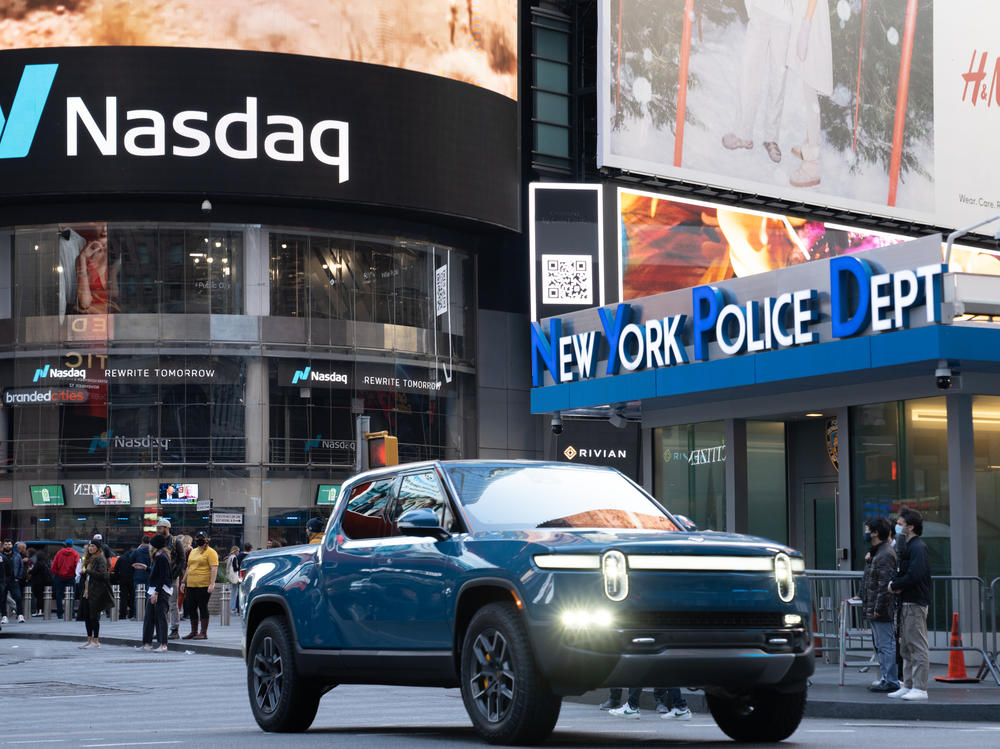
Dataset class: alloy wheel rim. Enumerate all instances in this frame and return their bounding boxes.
[469,628,516,723]
[252,635,283,714]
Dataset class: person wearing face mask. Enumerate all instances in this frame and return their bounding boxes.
[179,532,218,640]
[860,516,899,693]
[887,508,931,701]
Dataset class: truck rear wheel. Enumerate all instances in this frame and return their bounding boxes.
[460,602,561,745]
[707,688,806,742]
[247,615,321,732]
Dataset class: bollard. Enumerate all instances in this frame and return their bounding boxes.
[43,586,52,620]
[220,585,230,626]
[24,589,32,619]
[63,587,74,622]
[111,585,120,622]
[135,584,145,623]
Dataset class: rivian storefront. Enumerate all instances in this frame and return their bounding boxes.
[0,1,522,549]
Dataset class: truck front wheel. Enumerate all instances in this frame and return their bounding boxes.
[707,687,807,742]
[247,615,321,732]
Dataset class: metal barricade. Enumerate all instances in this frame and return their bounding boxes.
[806,571,1000,685]
[111,585,120,622]
[219,585,230,626]
[43,586,52,620]
[135,584,146,623]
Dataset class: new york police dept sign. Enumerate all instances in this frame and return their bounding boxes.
[531,237,946,387]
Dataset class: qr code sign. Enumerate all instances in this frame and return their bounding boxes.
[542,254,592,305]
[435,264,448,316]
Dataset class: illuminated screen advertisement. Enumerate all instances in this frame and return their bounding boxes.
[316,485,341,506]
[90,483,131,506]
[30,485,65,506]
[159,483,199,505]
[0,3,519,229]
[0,1,516,100]
[598,1,1000,233]
[616,187,1000,302]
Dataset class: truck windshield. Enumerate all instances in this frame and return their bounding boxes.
[442,463,679,532]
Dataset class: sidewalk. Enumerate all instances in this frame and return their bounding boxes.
[4,616,999,721]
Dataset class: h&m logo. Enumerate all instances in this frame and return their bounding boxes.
[292,367,312,384]
[0,64,58,159]
[88,430,113,453]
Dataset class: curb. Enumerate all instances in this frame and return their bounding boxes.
[4,631,241,658]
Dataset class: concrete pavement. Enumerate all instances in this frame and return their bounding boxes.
[4,613,999,721]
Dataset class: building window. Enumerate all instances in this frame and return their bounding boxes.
[747,421,788,544]
[652,421,726,531]
[531,10,572,173]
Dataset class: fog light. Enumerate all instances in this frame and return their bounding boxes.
[784,614,802,626]
[561,609,614,629]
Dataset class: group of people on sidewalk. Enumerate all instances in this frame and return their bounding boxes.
[862,507,933,701]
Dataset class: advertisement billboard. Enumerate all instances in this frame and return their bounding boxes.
[89,483,131,506]
[598,1,1000,233]
[30,485,65,506]
[316,485,341,506]
[159,483,199,504]
[0,1,516,100]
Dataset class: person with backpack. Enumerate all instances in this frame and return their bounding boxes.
[223,545,241,614]
[51,539,80,619]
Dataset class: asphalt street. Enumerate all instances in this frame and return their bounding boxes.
[1,636,998,748]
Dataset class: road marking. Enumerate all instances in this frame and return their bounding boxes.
[82,743,182,748]
[804,729,857,733]
[4,742,67,746]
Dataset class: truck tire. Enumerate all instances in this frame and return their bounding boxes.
[706,688,807,742]
[460,601,561,745]
[247,615,321,732]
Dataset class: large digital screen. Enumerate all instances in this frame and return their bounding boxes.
[30,485,65,506]
[90,483,131,506]
[316,485,341,506]
[159,483,199,505]
[0,0,516,100]
[598,1,1000,234]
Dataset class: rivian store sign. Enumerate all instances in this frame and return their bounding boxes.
[530,237,950,409]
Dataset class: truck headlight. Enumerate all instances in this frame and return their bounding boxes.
[774,552,795,602]
[602,550,629,602]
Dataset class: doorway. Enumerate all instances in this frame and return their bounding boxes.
[803,480,839,570]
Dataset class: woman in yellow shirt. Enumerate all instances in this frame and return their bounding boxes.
[179,531,218,640]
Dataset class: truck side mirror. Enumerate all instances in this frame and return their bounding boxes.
[396,507,452,542]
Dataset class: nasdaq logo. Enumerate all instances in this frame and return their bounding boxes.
[88,430,113,453]
[304,434,322,452]
[33,363,86,382]
[33,365,49,382]
[292,366,312,384]
[0,64,58,159]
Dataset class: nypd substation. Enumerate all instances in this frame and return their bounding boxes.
[530,233,1000,581]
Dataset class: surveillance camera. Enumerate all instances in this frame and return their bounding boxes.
[935,366,953,390]
[551,413,563,436]
[201,199,212,214]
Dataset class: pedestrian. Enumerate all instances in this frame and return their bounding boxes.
[861,516,899,693]
[153,519,186,640]
[1,539,24,623]
[306,517,324,544]
[92,533,112,560]
[132,535,151,597]
[142,534,171,652]
[0,539,9,624]
[608,687,691,720]
[237,542,253,567]
[14,542,28,622]
[180,532,218,640]
[887,507,931,701]
[50,539,80,619]
[28,549,52,616]
[116,544,135,619]
[178,534,193,622]
[78,540,112,649]
[223,545,241,613]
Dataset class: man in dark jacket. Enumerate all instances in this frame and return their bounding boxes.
[888,508,931,701]
[154,518,187,639]
[861,516,899,693]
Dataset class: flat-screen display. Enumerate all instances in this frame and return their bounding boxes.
[30,485,65,506]
[316,485,340,505]
[159,483,199,504]
[90,483,131,505]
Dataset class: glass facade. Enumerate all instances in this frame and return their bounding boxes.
[746,421,788,545]
[652,421,727,531]
[974,396,1000,585]
[0,222,477,547]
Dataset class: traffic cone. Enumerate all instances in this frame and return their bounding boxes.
[934,612,980,683]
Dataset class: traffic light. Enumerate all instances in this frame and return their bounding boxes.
[366,430,399,468]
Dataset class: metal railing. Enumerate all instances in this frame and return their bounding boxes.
[806,571,1000,685]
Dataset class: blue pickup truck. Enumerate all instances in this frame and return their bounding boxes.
[241,460,813,744]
